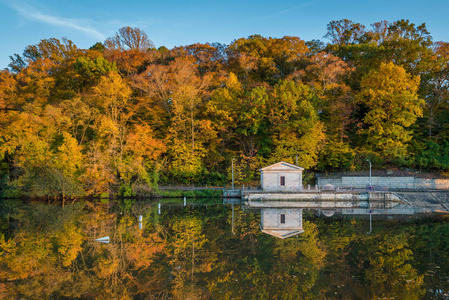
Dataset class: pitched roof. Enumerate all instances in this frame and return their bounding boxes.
[260,161,304,171]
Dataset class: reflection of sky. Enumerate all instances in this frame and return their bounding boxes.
[1,0,449,69]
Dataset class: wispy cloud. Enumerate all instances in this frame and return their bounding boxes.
[8,1,106,40]
[254,1,317,21]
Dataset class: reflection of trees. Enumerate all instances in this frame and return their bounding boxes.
[0,202,85,298]
[317,218,425,299]
[0,201,168,299]
[0,202,439,299]
[358,234,424,298]
[269,221,326,299]
[209,216,327,299]
[79,201,167,299]
[411,221,449,298]
[166,211,224,299]
[227,206,260,254]
[168,215,206,298]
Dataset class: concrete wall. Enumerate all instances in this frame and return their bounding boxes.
[244,191,401,209]
[262,170,303,191]
[261,208,303,230]
[317,176,449,190]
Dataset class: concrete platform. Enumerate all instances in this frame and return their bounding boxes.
[242,190,449,213]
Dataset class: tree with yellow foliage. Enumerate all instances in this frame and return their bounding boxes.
[357,62,423,159]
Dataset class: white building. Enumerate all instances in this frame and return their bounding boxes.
[261,208,304,239]
[260,161,304,192]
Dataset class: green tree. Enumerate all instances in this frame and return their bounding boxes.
[267,80,326,168]
[421,41,449,140]
[356,62,423,159]
[73,55,117,90]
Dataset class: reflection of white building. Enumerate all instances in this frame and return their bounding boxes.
[260,162,304,192]
[261,208,304,239]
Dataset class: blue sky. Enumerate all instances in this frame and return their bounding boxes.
[1,0,449,70]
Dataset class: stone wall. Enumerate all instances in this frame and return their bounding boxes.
[317,176,449,190]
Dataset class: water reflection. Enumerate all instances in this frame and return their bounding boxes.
[0,198,448,299]
[260,208,304,239]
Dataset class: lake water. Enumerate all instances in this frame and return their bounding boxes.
[1,198,449,299]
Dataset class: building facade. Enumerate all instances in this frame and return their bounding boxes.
[260,161,304,192]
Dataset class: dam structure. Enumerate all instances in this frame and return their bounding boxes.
[232,162,449,214]
[241,189,444,214]
[243,190,401,209]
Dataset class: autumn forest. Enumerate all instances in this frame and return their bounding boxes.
[1,19,449,198]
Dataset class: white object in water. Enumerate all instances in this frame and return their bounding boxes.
[94,236,110,244]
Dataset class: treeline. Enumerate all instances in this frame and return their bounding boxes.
[1,20,449,197]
